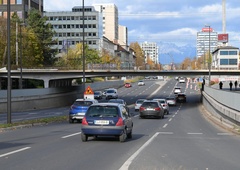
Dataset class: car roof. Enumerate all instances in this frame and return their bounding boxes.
[91,102,121,107]
[174,86,181,89]
[75,98,97,102]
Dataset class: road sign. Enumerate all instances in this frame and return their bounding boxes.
[84,86,94,95]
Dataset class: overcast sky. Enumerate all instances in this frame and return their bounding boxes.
[44,0,240,49]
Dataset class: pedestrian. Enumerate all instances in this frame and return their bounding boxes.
[234,80,238,90]
[219,81,223,89]
[229,81,233,91]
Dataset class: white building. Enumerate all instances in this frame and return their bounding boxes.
[140,42,159,64]
[93,4,118,43]
[212,46,239,70]
[44,6,103,54]
[197,27,218,58]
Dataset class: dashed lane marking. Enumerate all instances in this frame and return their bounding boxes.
[61,132,81,139]
[0,147,31,158]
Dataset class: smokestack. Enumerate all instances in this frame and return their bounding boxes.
[222,0,226,33]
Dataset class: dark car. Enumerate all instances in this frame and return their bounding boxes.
[94,91,103,100]
[81,103,133,142]
[176,93,187,102]
[139,100,164,119]
[69,99,98,123]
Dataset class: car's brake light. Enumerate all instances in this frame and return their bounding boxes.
[139,106,145,111]
[82,117,88,125]
[116,117,124,126]
[155,107,161,111]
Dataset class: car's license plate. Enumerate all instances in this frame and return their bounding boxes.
[94,120,109,125]
[146,108,154,110]
[77,112,85,115]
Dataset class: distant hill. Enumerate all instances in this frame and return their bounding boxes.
[158,42,196,64]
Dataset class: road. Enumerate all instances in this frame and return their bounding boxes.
[1,78,240,170]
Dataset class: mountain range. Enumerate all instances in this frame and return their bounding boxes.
[158,42,196,65]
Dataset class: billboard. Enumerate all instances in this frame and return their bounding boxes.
[202,27,213,32]
[218,34,229,43]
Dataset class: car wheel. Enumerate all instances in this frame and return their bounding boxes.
[127,130,132,139]
[69,118,74,124]
[81,133,88,142]
[119,129,126,142]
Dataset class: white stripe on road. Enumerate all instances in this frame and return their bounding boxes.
[169,118,172,122]
[61,132,81,139]
[158,132,173,135]
[217,133,233,136]
[0,147,31,158]
[163,124,168,128]
[187,133,203,135]
[119,132,159,170]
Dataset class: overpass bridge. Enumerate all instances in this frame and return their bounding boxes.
[1,69,240,88]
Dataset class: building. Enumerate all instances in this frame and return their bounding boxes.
[212,46,239,70]
[196,27,218,59]
[44,6,103,54]
[93,4,118,43]
[140,42,159,64]
[118,25,128,48]
[0,0,43,19]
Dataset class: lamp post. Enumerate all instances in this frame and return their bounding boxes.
[205,25,211,86]
[19,23,25,89]
[82,0,85,91]
[7,0,11,124]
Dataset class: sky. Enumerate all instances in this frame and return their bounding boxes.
[44,0,240,58]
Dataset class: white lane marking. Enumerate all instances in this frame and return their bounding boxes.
[158,132,173,134]
[187,133,203,135]
[169,118,172,122]
[217,133,233,136]
[119,132,159,170]
[61,132,81,139]
[0,147,31,158]
[163,124,168,128]
[172,115,175,118]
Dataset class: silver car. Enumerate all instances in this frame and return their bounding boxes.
[153,98,169,115]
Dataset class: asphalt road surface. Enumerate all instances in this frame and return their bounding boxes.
[1,78,240,170]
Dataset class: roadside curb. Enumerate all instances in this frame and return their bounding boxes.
[0,123,48,133]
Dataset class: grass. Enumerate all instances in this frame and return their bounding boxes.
[0,115,68,129]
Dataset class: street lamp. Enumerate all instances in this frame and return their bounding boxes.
[82,0,85,91]
[19,23,26,89]
[205,25,211,86]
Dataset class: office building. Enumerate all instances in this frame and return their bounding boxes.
[140,42,159,64]
[44,6,103,53]
[0,0,43,19]
[196,27,218,58]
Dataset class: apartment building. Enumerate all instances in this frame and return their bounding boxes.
[44,6,103,53]
[93,4,118,43]
[0,0,43,19]
[118,25,128,49]
[140,42,159,64]
[196,27,218,58]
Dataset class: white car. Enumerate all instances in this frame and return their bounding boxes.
[174,87,181,94]
[138,80,145,86]
[179,77,186,83]
[134,99,146,111]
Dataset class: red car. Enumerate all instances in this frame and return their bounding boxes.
[124,83,131,88]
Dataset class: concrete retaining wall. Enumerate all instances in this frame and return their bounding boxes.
[202,86,240,126]
[0,80,124,113]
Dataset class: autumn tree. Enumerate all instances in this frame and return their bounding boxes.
[129,42,145,69]
[0,17,7,67]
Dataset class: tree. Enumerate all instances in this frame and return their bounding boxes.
[0,17,7,67]
[27,9,57,67]
[129,42,145,69]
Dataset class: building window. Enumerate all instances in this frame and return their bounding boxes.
[229,59,237,65]
[16,0,22,4]
[220,50,238,55]
[229,51,237,55]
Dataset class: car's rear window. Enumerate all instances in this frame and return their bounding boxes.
[136,100,145,104]
[74,101,93,106]
[107,90,115,93]
[87,106,119,117]
[141,102,158,107]
[108,100,123,104]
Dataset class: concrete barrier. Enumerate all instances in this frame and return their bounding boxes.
[202,86,240,126]
[0,80,124,113]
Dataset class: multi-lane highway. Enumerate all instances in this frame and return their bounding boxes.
[1,78,240,170]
